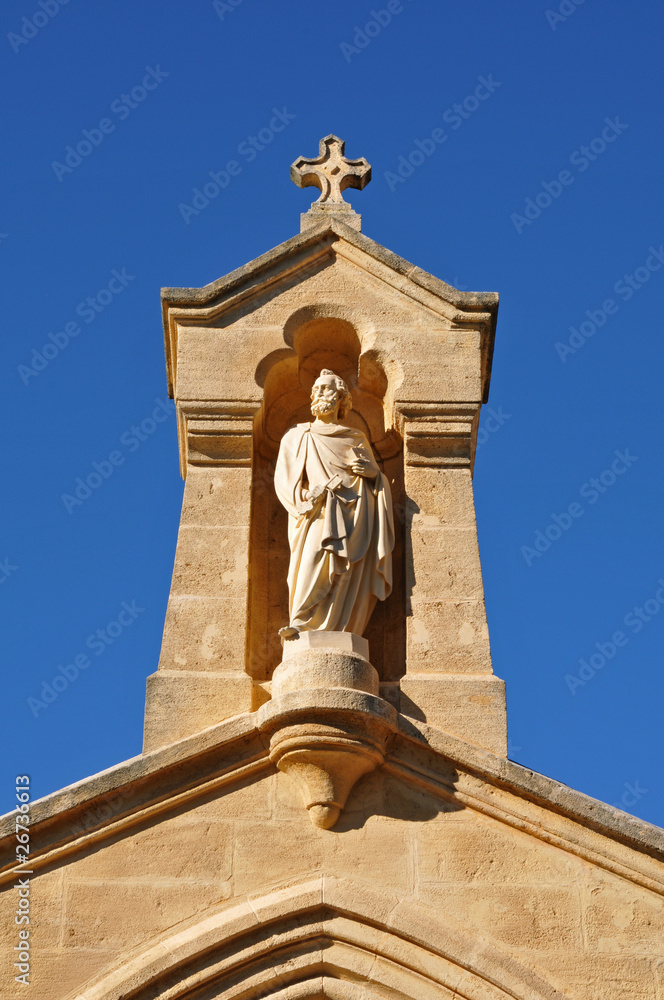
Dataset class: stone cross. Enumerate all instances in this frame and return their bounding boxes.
[291,135,371,206]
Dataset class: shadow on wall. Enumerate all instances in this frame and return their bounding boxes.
[335,759,463,831]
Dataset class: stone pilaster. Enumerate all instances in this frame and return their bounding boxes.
[143,402,258,751]
[397,403,506,755]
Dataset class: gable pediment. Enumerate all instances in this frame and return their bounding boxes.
[161,217,498,403]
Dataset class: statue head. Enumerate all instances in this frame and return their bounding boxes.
[310,370,353,421]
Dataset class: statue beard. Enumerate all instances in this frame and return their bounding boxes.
[311,398,338,419]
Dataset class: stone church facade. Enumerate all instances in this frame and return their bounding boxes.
[1,137,662,999]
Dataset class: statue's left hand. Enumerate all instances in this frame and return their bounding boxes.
[350,457,374,477]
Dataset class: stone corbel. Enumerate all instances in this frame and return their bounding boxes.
[175,400,260,478]
[258,632,397,829]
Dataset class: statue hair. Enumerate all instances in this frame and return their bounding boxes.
[313,370,353,419]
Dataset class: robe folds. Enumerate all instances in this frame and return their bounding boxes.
[274,421,394,635]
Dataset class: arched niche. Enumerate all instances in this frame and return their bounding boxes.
[69,878,564,1000]
[248,306,404,689]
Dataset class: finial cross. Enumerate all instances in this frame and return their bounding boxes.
[291,135,371,206]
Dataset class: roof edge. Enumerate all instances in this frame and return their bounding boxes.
[160,217,499,314]
[398,717,664,861]
[0,711,661,879]
[160,217,498,402]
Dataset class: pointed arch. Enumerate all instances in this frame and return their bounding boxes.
[73,878,568,1000]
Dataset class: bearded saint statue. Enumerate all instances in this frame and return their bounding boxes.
[274,369,395,638]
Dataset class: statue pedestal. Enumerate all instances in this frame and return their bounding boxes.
[274,630,376,696]
[258,631,396,829]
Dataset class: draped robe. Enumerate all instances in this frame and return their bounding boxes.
[274,421,394,635]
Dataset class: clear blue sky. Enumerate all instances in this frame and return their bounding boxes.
[2,0,663,826]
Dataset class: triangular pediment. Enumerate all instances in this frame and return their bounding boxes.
[161,217,499,402]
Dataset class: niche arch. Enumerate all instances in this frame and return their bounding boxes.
[248,305,404,689]
[69,877,565,1000]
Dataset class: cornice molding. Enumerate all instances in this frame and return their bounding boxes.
[1,711,661,892]
[396,402,479,469]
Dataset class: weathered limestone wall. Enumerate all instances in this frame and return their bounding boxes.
[144,464,255,750]
[2,736,662,1000]
[400,456,505,752]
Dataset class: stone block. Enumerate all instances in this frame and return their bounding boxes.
[159,595,248,671]
[62,880,230,949]
[176,326,272,403]
[322,875,400,926]
[395,335,481,403]
[170,525,249,598]
[404,468,477,527]
[232,814,412,895]
[407,600,492,674]
[190,771,275,822]
[143,671,252,751]
[0,870,63,952]
[400,674,506,755]
[179,466,252,526]
[326,819,413,892]
[535,954,657,1000]
[583,880,664,954]
[232,819,325,893]
[17,949,113,1000]
[62,813,233,881]
[416,883,583,953]
[407,527,484,602]
[416,812,582,885]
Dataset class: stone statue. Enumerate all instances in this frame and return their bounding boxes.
[275,370,394,638]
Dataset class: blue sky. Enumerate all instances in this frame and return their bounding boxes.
[1,0,663,827]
